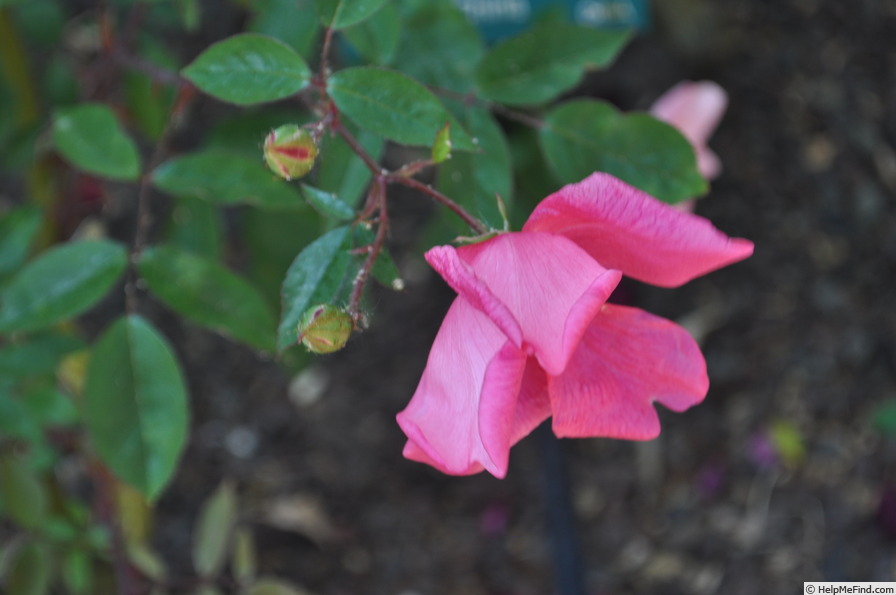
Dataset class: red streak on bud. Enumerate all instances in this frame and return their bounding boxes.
[274,146,310,160]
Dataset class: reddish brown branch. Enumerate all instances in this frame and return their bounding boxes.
[348,177,389,322]
[390,175,488,235]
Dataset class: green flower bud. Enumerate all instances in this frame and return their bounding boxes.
[298,304,353,354]
[263,124,319,180]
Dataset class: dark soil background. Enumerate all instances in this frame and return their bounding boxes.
[149,1,896,594]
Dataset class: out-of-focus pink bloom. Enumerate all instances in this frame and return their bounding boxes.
[397,173,753,477]
[650,81,728,180]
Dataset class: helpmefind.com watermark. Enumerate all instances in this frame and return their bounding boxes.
[804,584,896,595]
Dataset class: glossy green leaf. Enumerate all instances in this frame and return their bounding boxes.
[314,127,382,207]
[137,245,277,352]
[0,453,48,529]
[437,108,512,231]
[343,2,399,64]
[181,34,311,105]
[278,226,359,351]
[5,542,51,595]
[391,0,484,92]
[151,149,305,210]
[300,184,355,220]
[52,103,141,180]
[0,205,42,278]
[84,315,188,501]
[475,23,630,105]
[314,0,387,29]
[539,100,707,203]
[0,240,128,333]
[327,67,476,150]
[193,481,237,577]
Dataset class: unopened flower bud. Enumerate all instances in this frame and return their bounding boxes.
[263,124,318,180]
[298,304,352,354]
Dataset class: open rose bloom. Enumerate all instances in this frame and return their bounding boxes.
[397,173,753,477]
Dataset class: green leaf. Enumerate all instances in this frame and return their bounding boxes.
[0,392,42,443]
[278,226,358,351]
[137,245,277,352]
[431,122,452,164]
[84,315,188,501]
[353,225,401,290]
[437,108,511,231]
[192,481,237,577]
[0,332,84,379]
[22,385,79,427]
[61,548,93,595]
[52,103,141,180]
[207,109,312,158]
[151,149,305,210]
[475,23,630,105]
[0,240,128,333]
[249,0,320,60]
[314,0,387,29]
[0,205,42,279]
[127,543,167,581]
[391,0,484,92]
[327,67,476,150]
[5,542,51,595]
[539,100,707,203]
[165,196,223,261]
[343,2,399,64]
[0,453,48,529]
[231,527,256,586]
[181,34,311,105]
[300,184,355,220]
[124,41,178,140]
[313,127,382,207]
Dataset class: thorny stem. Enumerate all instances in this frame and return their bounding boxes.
[124,87,194,314]
[332,122,487,234]
[318,25,336,89]
[391,175,489,235]
[347,177,388,321]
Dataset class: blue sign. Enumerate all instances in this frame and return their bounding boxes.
[453,0,650,42]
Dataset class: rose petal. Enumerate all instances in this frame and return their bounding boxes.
[426,232,621,375]
[650,81,727,180]
[549,304,708,440]
[523,172,754,287]
[397,298,527,477]
[650,81,728,150]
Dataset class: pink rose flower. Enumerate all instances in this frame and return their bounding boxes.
[396,173,753,477]
[650,81,728,180]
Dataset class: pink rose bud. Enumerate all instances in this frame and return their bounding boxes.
[263,124,319,180]
[298,304,352,354]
